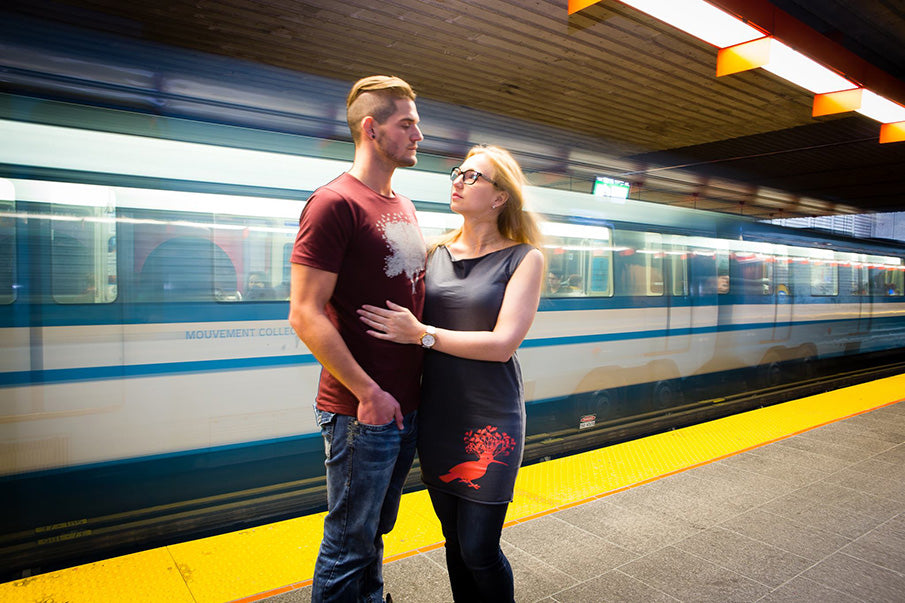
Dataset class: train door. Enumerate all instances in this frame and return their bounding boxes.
[686,241,720,375]
[613,230,667,356]
[0,182,23,390]
[851,257,871,333]
[713,249,737,368]
[866,260,905,328]
[771,248,792,341]
[0,181,15,308]
[664,237,691,354]
[3,181,125,475]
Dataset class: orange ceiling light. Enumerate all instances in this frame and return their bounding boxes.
[570,0,905,143]
[813,88,864,117]
[715,37,771,77]
[812,89,905,141]
[716,37,854,94]
[571,0,763,47]
[880,122,905,144]
[568,0,604,13]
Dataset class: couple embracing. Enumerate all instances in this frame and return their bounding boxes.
[289,75,544,603]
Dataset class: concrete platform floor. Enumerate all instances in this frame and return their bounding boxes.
[267,400,905,602]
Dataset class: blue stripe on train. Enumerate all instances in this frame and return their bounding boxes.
[1,293,867,328]
[522,315,884,347]
[0,353,318,387]
[4,315,900,387]
[0,429,325,484]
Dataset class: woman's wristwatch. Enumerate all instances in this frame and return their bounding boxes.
[419,325,437,349]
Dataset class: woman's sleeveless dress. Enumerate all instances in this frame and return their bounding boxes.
[417,243,534,504]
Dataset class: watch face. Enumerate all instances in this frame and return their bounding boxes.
[421,333,436,348]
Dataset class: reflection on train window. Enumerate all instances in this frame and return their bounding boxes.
[218,215,293,302]
[417,210,461,247]
[847,256,870,295]
[588,244,613,296]
[281,242,294,296]
[544,237,586,296]
[871,265,904,296]
[810,259,838,296]
[733,252,773,295]
[51,205,117,304]
[542,229,613,297]
[137,236,236,302]
[614,230,662,296]
[0,197,14,304]
[716,252,729,294]
[130,209,296,303]
[664,240,688,297]
[774,254,790,296]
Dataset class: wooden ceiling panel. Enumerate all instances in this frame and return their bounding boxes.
[3,0,905,217]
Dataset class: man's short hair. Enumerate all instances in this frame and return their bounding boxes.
[346,75,416,142]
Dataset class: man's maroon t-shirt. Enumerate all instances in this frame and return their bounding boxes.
[291,172,427,416]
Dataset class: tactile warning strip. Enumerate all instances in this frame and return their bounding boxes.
[3,373,903,603]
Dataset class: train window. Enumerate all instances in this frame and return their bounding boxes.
[224,214,294,302]
[664,237,688,297]
[543,236,587,296]
[417,211,461,244]
[888,268,905,296]
[761,258,774,295]
[774,256,791,296]
[120,187,301,303]
[587,245,613,297]
[281,242,294,294]
[541,222,613,297]
[846,256,870,295]
[768,245,791,296]
[0,188,13,304]
[50,203,118,304]
[614,230,663,296]
[137,235,237,302]
[716,252,729,294]
[733,252,773,295]
[853,265,870,295]
[809,256,838,296]
[870,264,904,296]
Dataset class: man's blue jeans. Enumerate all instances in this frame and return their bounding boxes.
[311,408,418,603]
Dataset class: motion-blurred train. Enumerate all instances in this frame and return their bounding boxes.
[2,16,905,577]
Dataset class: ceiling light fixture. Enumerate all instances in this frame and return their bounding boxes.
[568,0,905,143]
[880,122,905,144]
[716,37,854,94]
[813,89,905,143]
[857,90,905,124]
[606,0,764,48]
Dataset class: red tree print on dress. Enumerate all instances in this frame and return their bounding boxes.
[439,426,516,489]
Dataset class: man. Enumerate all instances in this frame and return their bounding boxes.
[289,75,426,603]
[545,271,569,295]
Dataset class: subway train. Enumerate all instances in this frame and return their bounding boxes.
[3,109,905,578]
[3,21,905,577]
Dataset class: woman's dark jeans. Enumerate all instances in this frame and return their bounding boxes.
[428,488,514,603]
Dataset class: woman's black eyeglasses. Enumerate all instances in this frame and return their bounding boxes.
[450,166,497,187]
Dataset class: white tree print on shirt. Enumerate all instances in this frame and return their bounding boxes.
[379,213,426,292]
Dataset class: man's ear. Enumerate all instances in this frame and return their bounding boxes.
[362,116,376,139]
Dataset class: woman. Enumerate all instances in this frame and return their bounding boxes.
[358,145,544,601]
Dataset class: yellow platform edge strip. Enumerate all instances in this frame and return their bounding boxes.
[3,373,903,603]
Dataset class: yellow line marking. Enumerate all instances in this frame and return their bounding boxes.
[2,373,902,603]
[1,547,194,602]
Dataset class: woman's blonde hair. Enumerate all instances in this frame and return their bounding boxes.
[436,145,542,249]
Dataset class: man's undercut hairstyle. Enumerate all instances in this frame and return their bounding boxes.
[346,75,416,142]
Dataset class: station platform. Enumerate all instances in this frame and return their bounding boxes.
[3,373,904,603]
